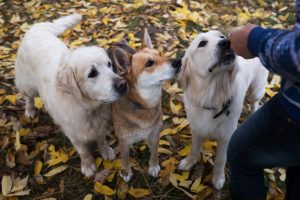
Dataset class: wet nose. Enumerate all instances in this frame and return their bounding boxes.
[218,39,231,50]
[113,78,128,96]
[171,59,182,70]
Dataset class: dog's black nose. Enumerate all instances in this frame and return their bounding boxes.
[114,78,128,96]
[218,39,231,50]
[171,59,182,69]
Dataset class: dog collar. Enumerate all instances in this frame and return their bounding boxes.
[129,100,145,110]
[203,98,232,119]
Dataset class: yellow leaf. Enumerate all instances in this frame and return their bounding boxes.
[166,82,183,94]
[102,16,109,25]
[83,194,93,200]
[103,160,113,170]
[161,157,178,171]
[128,187,151,198]
[265,88,277,97]
[95,157,102,169]
[2,175,12,196]
[170,98,182,114]
[14,131,21,151]
[160,128,174,137]
[43,165,68,177]
[191,177,206,193]
[158,147,173,155]
[178,145,190,157]
[172,117,185,125]
[11,175,28,193]
[128,33,135,41]
[203,140,217,151]
[70,40,83,46]
[159,140,170,146]
[94,182,116,196]
[6,189,30,197]
[35,160,43,176]
[264,168,275,174]
[0,89,5,95]
[179,180,192,188]
[174,119,189,133]
[169,173,178,187]
[34,97,43,109]
[6,95,16,105]
[112,159,122,170]
[47,146,69,166]
[108,32,125,44]
[18,128,30,136]
[106,172,115,182]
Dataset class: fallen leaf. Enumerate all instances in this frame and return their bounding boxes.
[35,160,43,175]
[94,182,116,196]
[83,194,93,200]
[128,187,151,198]
[43,165,68,177]
[1,175,12,196]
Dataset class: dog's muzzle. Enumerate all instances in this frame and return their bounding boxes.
[209,40,236,72]
[171,59,182,74]
[113,78,128,96]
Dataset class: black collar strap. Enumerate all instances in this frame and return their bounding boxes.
[212,99,232,119]
[203,98,232,119]
[130,100,145,110]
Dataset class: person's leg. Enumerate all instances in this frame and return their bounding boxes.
[227,94,300,200]
[285,166,300,200]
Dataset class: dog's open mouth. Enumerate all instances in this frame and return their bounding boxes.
[209,51,235,72]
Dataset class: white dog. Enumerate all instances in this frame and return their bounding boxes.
[15,14,128,177]
[178,30,268,190]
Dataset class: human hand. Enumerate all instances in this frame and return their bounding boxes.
[229,24,257,59]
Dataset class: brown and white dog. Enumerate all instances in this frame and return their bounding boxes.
[109,29,181,182]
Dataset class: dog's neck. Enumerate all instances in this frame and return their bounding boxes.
[185,68,236,111]
[128,84,162,108]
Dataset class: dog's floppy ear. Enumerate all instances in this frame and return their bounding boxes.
[110,46,132,75]
[142,28,152,49]
[178,56,191,89]
[56,65,84,99]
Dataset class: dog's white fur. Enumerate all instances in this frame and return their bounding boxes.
[178,30,268,190]
[15,14,124,177]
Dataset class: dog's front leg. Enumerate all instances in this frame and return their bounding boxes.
[73,142,96,177]
[212,138,229,190]
[96,131,115,161]
[178,132,204,171]
[119,139,132,182]
[148,127,161,177]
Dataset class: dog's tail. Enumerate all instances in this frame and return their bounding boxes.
[44,14,82,36]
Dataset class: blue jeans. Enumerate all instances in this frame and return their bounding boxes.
[227,94,300,200]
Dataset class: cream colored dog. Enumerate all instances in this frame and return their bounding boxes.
[178,30,268,190]
[15,14,128,177]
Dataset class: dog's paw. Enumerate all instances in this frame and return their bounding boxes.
[178,157,196,171]
[25,108,36,119]
[148,164,160,177]
[81,163,96,177]
[212,173,225,190]
[119,169,133,182]
[100,145,116,161]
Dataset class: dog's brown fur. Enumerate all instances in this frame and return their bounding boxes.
[110,28,180,181]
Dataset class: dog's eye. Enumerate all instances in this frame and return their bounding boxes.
[198,40,207,48]
[108,61,112,68]
[88,66,98,78]
[145,60,155,68]
[220,35,226,39]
